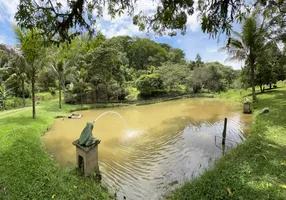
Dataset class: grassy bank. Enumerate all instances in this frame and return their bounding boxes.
[168,86,286,199]
[2,87,286,199]
[0,105,113,199]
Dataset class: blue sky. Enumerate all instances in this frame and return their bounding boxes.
[0,0,244,69]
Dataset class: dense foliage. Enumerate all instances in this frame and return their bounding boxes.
[1,1,285,118]
[0,32,244,112]
[15,0,285,43]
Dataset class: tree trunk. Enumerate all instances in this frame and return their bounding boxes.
[59,79,62,109]
[96,87,99,102]
[3,98,5,111]
[269,83,272,89]
[63,79,66,103]
[32,70,36,119]
[250,63,256,102]
[105,84,108,104]
[259,84,264,93]
[81,89,83,108]
[93,89,97,102]
[22,79,25,107]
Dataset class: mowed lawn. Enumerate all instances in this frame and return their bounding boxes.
[168,86,286,199]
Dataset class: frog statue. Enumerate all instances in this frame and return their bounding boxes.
[78,122,101,146]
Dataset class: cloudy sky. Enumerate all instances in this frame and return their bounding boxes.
[0,0,244,69]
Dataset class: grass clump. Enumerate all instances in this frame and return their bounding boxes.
[167,87,286,200]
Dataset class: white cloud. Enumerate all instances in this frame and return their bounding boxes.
[97,0,202,38]
[0,0,19,23]
[100,22,142,38]
[97,0,159,38]
[187,15,200,32]
[218,52,244,70]
[206,48,218,53]
[186,0,200,32]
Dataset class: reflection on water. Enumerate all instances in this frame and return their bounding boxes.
[44,98,252,199]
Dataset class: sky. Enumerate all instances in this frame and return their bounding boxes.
[0,0,244,69]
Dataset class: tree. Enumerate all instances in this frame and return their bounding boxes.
[136,73,164,96]
[0,43,28,106]
[15,0,279,43]
[221,15,268,101]
[167,48,186,64]
[4,58,28,107]
[195,54,203,68]
[72,68,89,107]
[205,62,238,88]
[50,57,74,109]
[191,67,208,93]
[127,37,167,70]
[89,42,122,103]
[158,63,190,90]
[0,83,12,111]
[14,26,46,118]
[37,67,56,91]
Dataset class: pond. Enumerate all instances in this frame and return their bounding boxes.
[44,98,252,199]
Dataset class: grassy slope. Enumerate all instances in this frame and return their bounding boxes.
[0,102,113,199]
[168,87,286,200]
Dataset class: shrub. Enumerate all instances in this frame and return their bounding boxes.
[136,73,164,96]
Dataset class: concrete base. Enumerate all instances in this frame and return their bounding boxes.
[243,103,251,114]
[72,139,100,176]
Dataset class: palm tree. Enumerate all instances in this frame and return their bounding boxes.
[50,57,74,109]
[5,55,28,107]
[13,25,46,119]
[0,83,12,111]
[0,43,27,107]
[221,15,267,101]
[72,68,89,107]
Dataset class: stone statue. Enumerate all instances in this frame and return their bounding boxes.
[79,122,100,146]
[260,107,270,115]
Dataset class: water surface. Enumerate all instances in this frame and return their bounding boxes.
[44,98,252,199]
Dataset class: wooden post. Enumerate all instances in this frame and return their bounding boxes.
[222,118,227,145]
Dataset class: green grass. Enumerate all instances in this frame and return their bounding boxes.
[2,87,286,199]
[167,86,286,200]
[0,102,113,199]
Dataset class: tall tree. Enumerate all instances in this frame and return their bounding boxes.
[0,43,27,107]
[14,26,46,118]
[5,57,28,107]
[221,15,268,101]
[50,57,74,109]
[72,68,89,107]
[0,83,12,111]
[89,42,122,103]
[195,54,203,68]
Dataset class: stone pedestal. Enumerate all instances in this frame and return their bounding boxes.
[72,139,101,176]
[243,102,251,114]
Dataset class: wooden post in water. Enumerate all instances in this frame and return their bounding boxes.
[222,118,227,145]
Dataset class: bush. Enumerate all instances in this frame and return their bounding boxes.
[50,88,56,96]
[136,73,164,96]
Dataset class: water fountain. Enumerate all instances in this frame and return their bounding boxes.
[73,111,128,176]
[92,111,128,129]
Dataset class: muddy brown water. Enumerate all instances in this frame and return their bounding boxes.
[44,98,252,199]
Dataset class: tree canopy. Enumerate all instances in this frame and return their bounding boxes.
[15,0,285,43]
